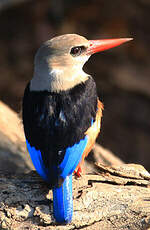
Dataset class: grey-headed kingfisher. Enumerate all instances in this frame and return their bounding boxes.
[22,34,132,223]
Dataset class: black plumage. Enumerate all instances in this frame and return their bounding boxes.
[22,76,97,186]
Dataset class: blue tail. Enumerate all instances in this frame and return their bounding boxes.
[26,137,88,223]
[53,174,73,223]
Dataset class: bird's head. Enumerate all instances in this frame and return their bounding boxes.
[31,34,132,92]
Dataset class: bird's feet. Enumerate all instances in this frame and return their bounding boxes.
[74,167,82,178]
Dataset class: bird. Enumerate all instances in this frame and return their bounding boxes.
[22,34,132,223]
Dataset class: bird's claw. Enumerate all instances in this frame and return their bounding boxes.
[74,167,82,178]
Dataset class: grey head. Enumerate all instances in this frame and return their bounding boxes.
[30,34,91,92]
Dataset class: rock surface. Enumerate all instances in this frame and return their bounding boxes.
[0,101,33,173]
[0,164,150,229]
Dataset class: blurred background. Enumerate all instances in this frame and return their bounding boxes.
[0,0,150,170]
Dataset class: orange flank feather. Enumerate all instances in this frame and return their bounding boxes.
[75,100,103,176]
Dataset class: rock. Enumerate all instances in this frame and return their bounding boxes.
[0,101,33,173]
[0,164,150,229]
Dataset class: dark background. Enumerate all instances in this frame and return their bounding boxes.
[0,0,150,170]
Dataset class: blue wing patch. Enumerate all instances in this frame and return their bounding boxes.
[26,135,88,182]
[59,136,88,178]
[26,139,50,182]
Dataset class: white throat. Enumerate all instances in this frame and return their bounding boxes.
[30,56,90,92]
[49,67,89,92]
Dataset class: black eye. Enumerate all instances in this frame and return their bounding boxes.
[70,46,86,57]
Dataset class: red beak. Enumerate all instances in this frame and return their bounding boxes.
[87,38,133,55]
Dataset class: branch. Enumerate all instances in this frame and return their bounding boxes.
[0,163,150,229]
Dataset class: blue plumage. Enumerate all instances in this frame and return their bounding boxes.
[53,175,73,223]
[23,75,98,224]
[26,139,50,182]
[59,136,88,178]
[26,136,88,223]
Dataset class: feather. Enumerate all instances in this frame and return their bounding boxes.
[23,77,100,223]
[59,136,88,178]
[26,136,88,223]
[75,100,103,173]
[53,175,73,223]
[26,139,50,182]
